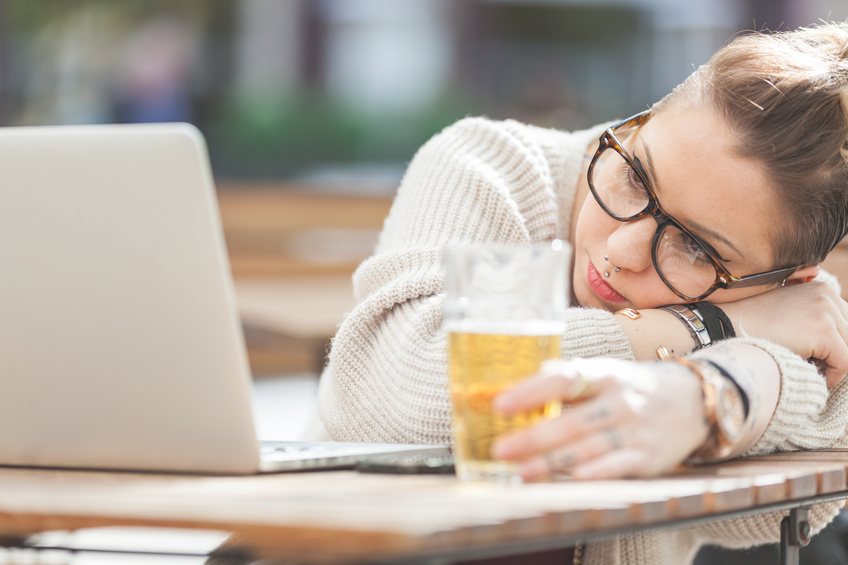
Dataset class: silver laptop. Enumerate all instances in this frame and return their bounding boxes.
[0,123,447,474]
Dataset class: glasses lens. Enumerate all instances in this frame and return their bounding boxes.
[655,223,717,298]
[590,125,650,219]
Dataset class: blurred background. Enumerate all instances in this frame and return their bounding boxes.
[3,0,847,186]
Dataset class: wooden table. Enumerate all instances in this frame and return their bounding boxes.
[1,451,847,564]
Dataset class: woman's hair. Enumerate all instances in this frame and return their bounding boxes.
[657,21,848,269]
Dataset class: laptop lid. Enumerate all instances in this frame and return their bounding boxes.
[0,123,263,473]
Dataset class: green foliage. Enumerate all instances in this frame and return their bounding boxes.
[207,90,473,179]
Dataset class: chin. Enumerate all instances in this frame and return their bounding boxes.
[572,279,620,312]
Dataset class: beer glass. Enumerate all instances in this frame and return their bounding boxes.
[443,240,570,482]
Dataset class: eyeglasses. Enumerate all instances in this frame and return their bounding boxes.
[587,109,799,301]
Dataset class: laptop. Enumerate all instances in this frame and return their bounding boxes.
[0,123,447,474]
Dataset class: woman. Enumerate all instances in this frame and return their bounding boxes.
[318,22,848,564]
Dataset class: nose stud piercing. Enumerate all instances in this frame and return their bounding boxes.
[602,255,620,276]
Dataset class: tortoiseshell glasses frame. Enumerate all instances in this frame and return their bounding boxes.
[587,109,800,301]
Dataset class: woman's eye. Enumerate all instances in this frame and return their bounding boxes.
[626,166,649,194]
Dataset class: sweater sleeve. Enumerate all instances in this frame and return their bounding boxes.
[680,335,848,548]
[318,117,633,444]
[692,336,846,455]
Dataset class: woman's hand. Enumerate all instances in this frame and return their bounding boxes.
[491,358,710,481]
[719,281,848,388]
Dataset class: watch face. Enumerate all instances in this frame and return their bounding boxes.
[717,386,745,441]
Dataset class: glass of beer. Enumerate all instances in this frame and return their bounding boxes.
[443,240,570,482]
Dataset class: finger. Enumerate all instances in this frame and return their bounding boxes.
[827,372,848,390]
[829,296,848,341]
[571,449,646,480]
[494,361,612,414]
[808,295,848,387]
[813,327,848,388]
[834,295,848,321]
[517,428,628,481]
[493,394,626,460]
[823,363,848,389]
[824,296,848,388]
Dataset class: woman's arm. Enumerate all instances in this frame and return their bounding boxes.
[618,276,848,453]
[318,116,630,444]
[719,280,848,387]
[615,308,700,359]
[691,340,780,458]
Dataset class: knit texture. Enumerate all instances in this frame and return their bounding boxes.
[317,116,847,564]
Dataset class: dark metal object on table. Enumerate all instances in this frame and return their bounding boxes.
[780,506,811,565]
[0,535,27,548]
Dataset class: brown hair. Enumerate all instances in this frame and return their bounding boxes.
[657,21,848,269]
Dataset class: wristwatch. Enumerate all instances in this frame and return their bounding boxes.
[673,357,747,462]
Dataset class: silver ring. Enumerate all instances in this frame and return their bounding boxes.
[546,450,576,474]
[544,452,556,475]
[566,371,592,401]
[605,428,623,451]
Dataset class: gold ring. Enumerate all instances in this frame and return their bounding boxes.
[544,452,556,476]
[615,307,640,320]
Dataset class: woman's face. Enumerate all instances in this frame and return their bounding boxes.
[572,102,803,311]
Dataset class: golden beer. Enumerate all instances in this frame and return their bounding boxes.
[448,324,562,481]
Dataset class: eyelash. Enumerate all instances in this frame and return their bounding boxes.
[620,165,647,193]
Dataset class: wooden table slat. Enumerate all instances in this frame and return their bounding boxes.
[1,453,846,563]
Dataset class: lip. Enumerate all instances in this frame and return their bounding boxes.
[587,260,628,304]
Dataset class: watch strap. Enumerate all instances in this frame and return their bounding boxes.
[671,357,738,462]
[660,304,712,349]
[703,359,749,419]
[694,302,736,341]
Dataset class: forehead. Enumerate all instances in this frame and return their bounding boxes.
[637,104,781,268]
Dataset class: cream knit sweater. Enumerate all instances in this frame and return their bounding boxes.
[318,117,848,564]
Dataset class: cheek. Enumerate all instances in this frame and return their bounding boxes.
[572,200,625,308]
[706,285,778,305]
[574,198,612,249]
[628,286,684,310]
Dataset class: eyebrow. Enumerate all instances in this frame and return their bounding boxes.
[639,142,746,262]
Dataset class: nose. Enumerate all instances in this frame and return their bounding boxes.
[606,216,656,273]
